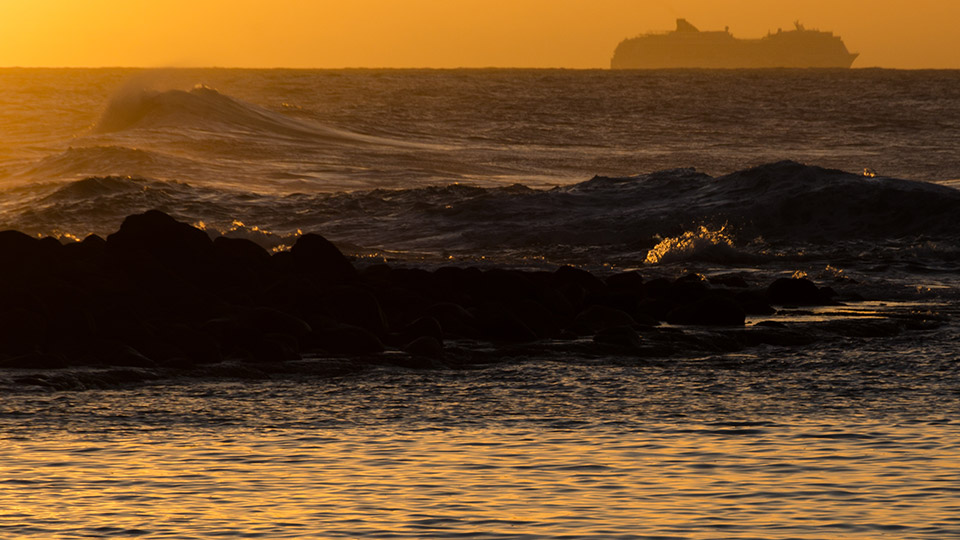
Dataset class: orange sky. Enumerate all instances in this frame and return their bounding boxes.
[1,0,957,69]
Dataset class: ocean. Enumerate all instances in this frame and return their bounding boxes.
[0,68,958,538]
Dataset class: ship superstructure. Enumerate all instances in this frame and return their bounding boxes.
[611,19,858,69]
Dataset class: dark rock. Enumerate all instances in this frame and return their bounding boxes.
[768,277,831,306]
[495,299,564,340]
[398,316,444,342]
[359,264,393,285]
[0,352,69,369]
[106,210,213,269]
[0,309,47,356]
[317,286,388,335]
[735,289,776,315]
[666,294,746,326]
[636,298,675,322]
[311,325,384,355]
[592,326,643,351]
[213,236,270,268]
[402,336,444,359]
[290,233,357,283]
[571,305,638,334]
[605,271,644,292]
[0,230,62,276]
[643,278,672,300]
[669,274,710,305]
[246,332,301,362]
[154,323,222,365]
[477,269,537,302]
[62,234,106,265]
[555,265,607,295]
[423,302,480,338]
[477,304,539,343]
[89,342,157,368]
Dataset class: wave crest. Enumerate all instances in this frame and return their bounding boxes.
[93,85,407,147]
[644,226,754,264]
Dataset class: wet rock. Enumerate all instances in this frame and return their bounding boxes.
[423,302,480,338]
[478,269,538,302]
[642,278,672,300]
[668,274,710,305]
[555,265,607,294]
[317,286,388,335]
[554,266,606,308]
[507,299,564,339]
[0,309,47,356]
[605,271,644,292]
[62,234,107,266]
[592,326,643,352]
[767,277,831,306]
[402,336,445,359]
[89,342,157,368]
[636,298,675,322]
[0,231,62,277]
[247,333,302,362]
[666,293,746,326]
[477,304,539,343]
[397,316,444,343]
[571,305,638,334]
[290,233,357,284]
[213,236,270,268]
[311,325,384,355]
[735,289,776,315]
[106,210,213,270]
[0,352,69,369]
[154,323,222,365]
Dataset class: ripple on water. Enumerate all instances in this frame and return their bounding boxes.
[1,416,958,538]
[1,347,959,538]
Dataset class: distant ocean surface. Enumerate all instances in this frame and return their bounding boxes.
[1,68,958,538]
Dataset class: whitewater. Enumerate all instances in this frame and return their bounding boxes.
[1,68,958,539]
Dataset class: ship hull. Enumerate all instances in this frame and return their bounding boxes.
[611,23,858,69]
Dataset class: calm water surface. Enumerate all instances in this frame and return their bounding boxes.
[3,341,959,538]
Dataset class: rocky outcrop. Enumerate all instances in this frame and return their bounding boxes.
[0,211,922,379]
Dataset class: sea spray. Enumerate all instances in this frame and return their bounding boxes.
[644,226,748,264]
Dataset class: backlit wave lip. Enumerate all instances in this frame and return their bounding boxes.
[94,84,441,149]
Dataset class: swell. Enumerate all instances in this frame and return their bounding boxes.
[3,162,958,265]
[21,146,202,182]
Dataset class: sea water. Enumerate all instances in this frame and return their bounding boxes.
[0,68,958,538]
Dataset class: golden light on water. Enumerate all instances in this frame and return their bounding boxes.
[1,0,959,68]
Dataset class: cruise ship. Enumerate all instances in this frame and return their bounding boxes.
[611,19,858,69]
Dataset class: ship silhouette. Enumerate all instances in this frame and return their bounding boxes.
[611,19,858,69]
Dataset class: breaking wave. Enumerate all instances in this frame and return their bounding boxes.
[2,161,958,266]
[94,84,419,147]
[644,226,759,265]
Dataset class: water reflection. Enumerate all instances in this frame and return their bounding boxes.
[2,354,958,539]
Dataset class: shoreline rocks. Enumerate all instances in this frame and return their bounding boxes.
[0,211,934,378]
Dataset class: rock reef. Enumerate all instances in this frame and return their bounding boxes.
[0,211,942,387]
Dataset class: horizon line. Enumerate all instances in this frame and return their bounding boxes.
[2,65,944,71]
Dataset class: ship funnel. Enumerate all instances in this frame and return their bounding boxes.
[676,19,699,32]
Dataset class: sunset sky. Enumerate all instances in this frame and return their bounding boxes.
[1,0,957,69]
